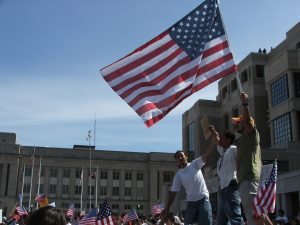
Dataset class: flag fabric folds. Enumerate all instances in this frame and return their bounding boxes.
[122,209,138,223]
[100,0,236,127]
[96,199,115,225]
[66,203,75,218]
[151,202,165,216]
[16,206,28,217]
[79,208,98,225]
[253,161,277,216]
[34,193,49,207]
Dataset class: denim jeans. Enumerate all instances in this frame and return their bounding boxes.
[217,180,244,225]
[184,196,212,225]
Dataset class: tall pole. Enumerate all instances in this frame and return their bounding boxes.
[15,145,22,202]
[28,146,35,211]
[36,155,42,210]
[21,164,25,207]
[80,165,84,212]
[86,130,92,210]
[95,164,98,207]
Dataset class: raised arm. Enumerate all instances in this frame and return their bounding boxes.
[202,125,219,162]
[240,92,255,133]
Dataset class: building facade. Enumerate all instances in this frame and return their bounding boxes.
[0,132,178,217]
[182,22,300,217]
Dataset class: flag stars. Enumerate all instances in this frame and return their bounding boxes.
[187,16,192,20]
[186,23,190,27]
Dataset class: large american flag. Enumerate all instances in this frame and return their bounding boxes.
[100,0,236,127]
[253,161,277,216]
[151,202,165,216]
[96,199,115,225]
[122,209,138,223]
[79,208,98,225]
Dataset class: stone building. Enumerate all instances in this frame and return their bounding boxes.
[182,22,300,217]
[0,132,178,217]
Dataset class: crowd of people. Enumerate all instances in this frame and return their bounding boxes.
[0,92,299,225]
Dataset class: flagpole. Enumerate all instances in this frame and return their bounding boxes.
[36,155,42,210]
[95,164,98,207]
[87,130,92,211]
[15,145,22,202]
[80,165,84,212]
[28,146,35,211]
[217,0,243,93]
[21,164,25,207]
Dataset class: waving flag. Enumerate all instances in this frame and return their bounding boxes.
[96,199,115,225]
[253,161,277,216]
[79,208,98,225]
[152,202,165,216]
[16,206,28,217]
[122,209,138,223]
[66,203,75,218]
[100,0,236,127]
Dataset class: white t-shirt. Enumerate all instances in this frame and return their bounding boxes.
[217,145,237,189]
[171,156,209,201]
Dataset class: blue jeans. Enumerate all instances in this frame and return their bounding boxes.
[217,180,244,225]
[185,196,212,225]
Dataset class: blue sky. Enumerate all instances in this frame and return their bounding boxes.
[1,0,300,152]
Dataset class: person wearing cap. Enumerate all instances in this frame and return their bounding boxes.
[208,127,244,225]
[232,92,270,225]
[161,129,219,225]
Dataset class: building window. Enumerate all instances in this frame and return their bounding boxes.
[24,184,31,193]
[75,203,80,209]
[36,184,44,194]
[75,169,82,178]
[61,203,69,209]
[222,86,228,99]
[100,186,107,196]
[113,171,120,180]
[50,169,57,177]
[137,172,144,181]
[271,74,289,107]
[40,168,44,177]
[49,184,57,194]
[163,171,173,183]
[124,205,131,210]
[124,187,132,196]
[231,79,237,92]
[112,204,119,210]
[293,73,300,98]
[112,187,119,196]
[125,172,132,180]
[256,65,264,78]
[62,185,69,195]
[187,122,195,160]
[75,185,81,195]
[241,69,248,83]
[63,169,70,178]
[24,167,31,177]
[100,171,108,179]
[137,188,143,198]
[273,113,292,145]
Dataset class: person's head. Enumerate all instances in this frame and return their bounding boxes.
[232,115,255,133]
[174,151,188,169]
[278,209,285,216]
[26,206,66,225]
[219,130,235,148]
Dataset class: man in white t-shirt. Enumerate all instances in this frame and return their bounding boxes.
[161,131,218,225]
[211,129,243,225]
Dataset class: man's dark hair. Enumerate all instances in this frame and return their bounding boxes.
[26,206,66,225]
[223,130,235,145]
[174,150,184,159]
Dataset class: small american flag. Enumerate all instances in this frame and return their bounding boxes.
[66,203,75,218]
[100,0,236,127]
[96,199,115,225]
[79,208,98,225]
[122,209,138,223]
[34,193,47,202]
[151,202,165,216]
[253,161,277,216]
[16,206,28,217]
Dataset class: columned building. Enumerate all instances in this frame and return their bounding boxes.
[0,132,178,217]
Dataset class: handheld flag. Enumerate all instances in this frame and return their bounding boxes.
[253,161,277,216]
[152,202,165,216]
[122,209,138,223]
[100,0,236,127]
[79,208,98,225]
[96,199,115,225]
[16,206,28,217]
[35,193,49,207]
[66,203,75,218]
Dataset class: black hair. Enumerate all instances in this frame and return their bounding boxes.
[174,150,184,159]
[26,206,66,225]
[223,130,235,145]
